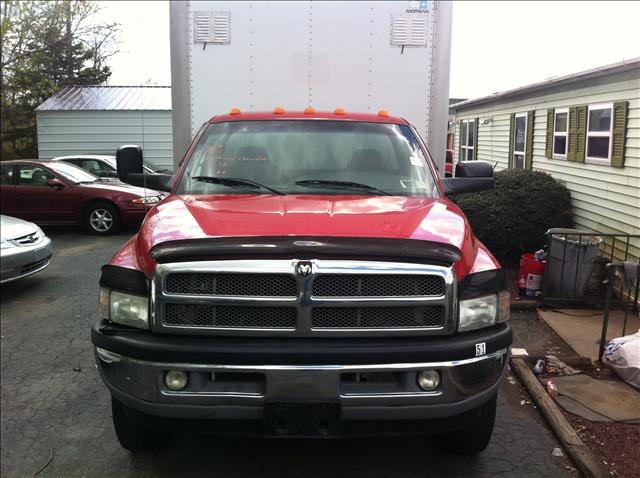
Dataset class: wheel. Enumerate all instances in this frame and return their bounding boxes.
[111,397,168,452]
[84,202,120,235]
[441,394,497,454]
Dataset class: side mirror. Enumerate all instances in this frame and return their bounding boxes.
[47,178,65,189]
[116,145,144,182]
[442,161,495,195]
[125,173,174,192]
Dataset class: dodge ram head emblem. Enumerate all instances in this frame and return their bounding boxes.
[296,262,313,277]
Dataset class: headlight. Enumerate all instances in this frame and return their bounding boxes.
[1,239,16,249]
[458,291,510,332]
[131,196,161,205]
[99,287,149,329]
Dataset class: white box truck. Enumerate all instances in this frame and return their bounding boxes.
[169,0,453,173]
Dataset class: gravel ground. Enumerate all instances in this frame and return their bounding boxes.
[1,226,577,478]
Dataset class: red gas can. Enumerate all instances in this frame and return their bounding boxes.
[519,253,546,296]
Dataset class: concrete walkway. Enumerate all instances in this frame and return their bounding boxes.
[538,308,639,360]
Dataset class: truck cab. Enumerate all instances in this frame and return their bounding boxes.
[93,110,510,454]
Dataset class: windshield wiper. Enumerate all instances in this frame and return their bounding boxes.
[191,176,284,195]
[295,180,391,196]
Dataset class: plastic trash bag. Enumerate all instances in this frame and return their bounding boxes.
[604,330,640,389]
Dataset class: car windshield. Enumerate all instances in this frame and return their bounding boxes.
[47,161,98,183]
[176,121,438,197]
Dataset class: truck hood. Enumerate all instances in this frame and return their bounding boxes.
[134,194,481,277]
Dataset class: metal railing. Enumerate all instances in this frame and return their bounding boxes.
[541,228,640,307]
[598,262,640,362]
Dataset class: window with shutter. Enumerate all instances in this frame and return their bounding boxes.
[552,108,568,159]
[585,103,613,165]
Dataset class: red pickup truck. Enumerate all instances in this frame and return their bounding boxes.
[93,110,510,454]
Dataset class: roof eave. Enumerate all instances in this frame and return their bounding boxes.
[450,57,640,112]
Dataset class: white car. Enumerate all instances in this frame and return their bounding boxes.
[51,155,170,179]
[0,215,53,283]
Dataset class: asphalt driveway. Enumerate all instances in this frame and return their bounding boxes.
[1,227,577,477]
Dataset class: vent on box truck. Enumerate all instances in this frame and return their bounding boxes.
[193,11,231,44]
[390,14,428,47]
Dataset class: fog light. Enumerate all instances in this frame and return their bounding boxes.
[165,370,188,391]
[417,370,440,391]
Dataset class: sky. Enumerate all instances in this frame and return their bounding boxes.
[100,1,640,100]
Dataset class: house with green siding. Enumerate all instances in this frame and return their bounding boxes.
[450,58,640,261]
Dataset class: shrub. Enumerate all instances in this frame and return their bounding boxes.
[449,169,573,262]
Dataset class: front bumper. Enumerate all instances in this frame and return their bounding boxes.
[0,236,52,283]
[93,322,511,434]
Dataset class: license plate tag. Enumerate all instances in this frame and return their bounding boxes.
[264,402,341,438]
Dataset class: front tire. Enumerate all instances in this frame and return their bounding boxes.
[441,394,497,454]
[84,202,120,235]
[111,397,168,452]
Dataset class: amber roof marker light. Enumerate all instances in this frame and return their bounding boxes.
[304,106,316,114]
[334,107,346,115]
[378,110,389,117]
[274,106,285,114]
[230,107,241,115]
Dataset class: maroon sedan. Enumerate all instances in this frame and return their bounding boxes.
[0,160,165,235]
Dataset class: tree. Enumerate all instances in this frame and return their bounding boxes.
[1,1,119,158]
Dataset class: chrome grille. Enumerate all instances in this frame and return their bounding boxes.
[311,305,445,329]
[165,272,296,297]
[164,304,296,329]
[14,232,42,246]
[312,274,444,297]
[152,259,455,337]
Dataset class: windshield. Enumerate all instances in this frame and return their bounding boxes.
[47,161,98,183]
[176,121,438,197]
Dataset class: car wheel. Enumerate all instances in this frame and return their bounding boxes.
[111,397,169,452]
[85,202,120,235]
[440,394,497,455]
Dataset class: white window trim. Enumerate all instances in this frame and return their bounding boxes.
[552,107,569,160]
[512,113,527,169]
[585,102,613,166]
[459,119,475,162]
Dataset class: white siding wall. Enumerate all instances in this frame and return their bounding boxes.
[452,68,640,260]
[36,110,173,168]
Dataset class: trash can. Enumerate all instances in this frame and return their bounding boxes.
[546,230,603,299]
